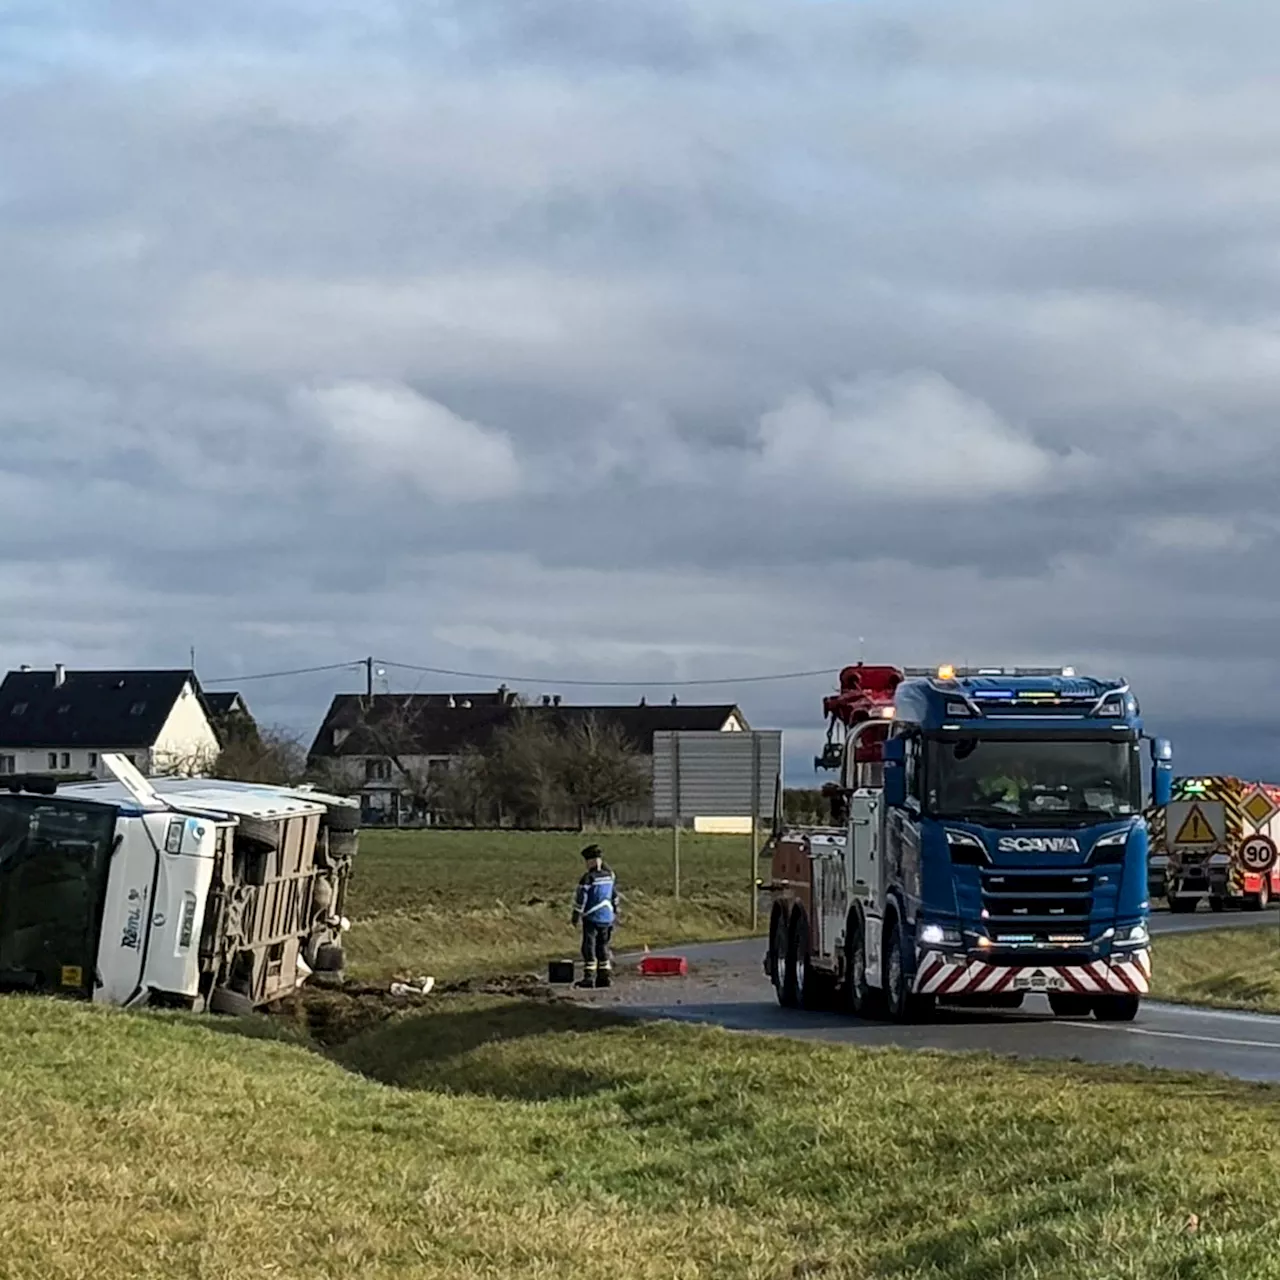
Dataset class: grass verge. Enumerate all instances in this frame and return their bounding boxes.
[344,828,765,981]
[1153,923,1280,1013]
[5,992,1280,1279]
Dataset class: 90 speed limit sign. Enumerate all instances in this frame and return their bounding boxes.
[1240,834,1278,875]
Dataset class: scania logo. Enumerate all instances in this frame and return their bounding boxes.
[997,836,1081,853]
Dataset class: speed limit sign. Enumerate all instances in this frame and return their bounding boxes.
[1240,834,1278,874]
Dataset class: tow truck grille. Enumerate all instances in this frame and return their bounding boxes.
[981,868,1094,924]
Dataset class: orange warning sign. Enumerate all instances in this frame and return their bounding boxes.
[1175,804,1217,845]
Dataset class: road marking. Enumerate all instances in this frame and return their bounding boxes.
[1078,1021,1280,1051]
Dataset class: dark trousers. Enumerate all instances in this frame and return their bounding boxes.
[581,922,613,977]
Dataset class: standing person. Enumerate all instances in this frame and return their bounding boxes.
[571,843,618,989]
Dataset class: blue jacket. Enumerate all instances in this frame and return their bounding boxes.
[573,864,617,927]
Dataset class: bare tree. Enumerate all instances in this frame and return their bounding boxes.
[429,747,495,826]
[215,725,309,786]
[486,709,565,827]
[556,713,650,826]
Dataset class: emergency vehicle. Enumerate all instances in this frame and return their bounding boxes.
[1149,776,1280,912]
[767,663,1172,1023]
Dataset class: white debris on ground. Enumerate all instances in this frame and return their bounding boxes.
[390,977,435,997]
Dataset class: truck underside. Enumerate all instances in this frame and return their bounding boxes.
[198,803,358,1013]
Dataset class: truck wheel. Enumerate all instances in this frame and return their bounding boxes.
[1209,896,1226,913]
[770,915,796,1008]
[1092,995,1140,1022]
[847,916,884,1020]
[313,943,345,973]
[1246,882,1270,912]
[1048,992,1092,1018]
[1168,895,1198,914]
[790,913,820,1010]
[884,915,934,1024]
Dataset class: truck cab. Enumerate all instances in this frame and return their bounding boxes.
[0,754,358,1012]
[768,664,1172,1024]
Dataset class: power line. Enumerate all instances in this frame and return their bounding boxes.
[376,658,837,688]
[198,655,840,690]
[202,661,365,685]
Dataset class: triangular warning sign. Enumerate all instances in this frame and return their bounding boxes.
[1175,804,1216,845]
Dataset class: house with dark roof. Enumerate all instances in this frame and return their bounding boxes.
[0,666,222,778]
[307,687,748,824]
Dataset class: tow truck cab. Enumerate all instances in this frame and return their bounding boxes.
[0,754,358,1011]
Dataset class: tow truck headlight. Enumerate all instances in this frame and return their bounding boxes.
[918,923,962,947]
[1115,923,1149,948]
[1093,829,1129,849]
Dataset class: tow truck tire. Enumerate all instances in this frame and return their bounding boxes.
[791,913,829,1010]
[1048,992,1093,1018]
[1246,882,1270,912]
[884,914,934,1024]
[1209,896,1226,913]
[1168,895,1198,914]
[771,914,796,1008]
[847,915,885,1020]
[1092,995,1140,1022]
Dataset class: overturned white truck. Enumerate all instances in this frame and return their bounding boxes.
[0,753,359,1012]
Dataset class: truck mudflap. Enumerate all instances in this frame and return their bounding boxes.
[915,949,1151,999]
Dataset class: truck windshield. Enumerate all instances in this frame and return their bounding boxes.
[0,795,117,995]
[926,737,1140,822]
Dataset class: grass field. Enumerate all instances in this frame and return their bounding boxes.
[6,991,1280,1279]
[343,828,765,981]
[1154,923,1280,1013]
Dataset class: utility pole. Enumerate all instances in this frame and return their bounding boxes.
[365,656,375,700]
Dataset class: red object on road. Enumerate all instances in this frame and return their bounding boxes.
[638,955,688,977]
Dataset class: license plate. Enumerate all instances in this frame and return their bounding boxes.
[1013,970,1067,992]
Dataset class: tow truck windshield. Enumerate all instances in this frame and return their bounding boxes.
[0,795,117,994]
[926,736,1141,822]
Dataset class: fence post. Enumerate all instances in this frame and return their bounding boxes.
[751,732,761,932]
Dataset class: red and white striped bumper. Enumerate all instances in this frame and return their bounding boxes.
[915,948,1151,998]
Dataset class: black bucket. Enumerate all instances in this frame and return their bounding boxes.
[547,959,576,985]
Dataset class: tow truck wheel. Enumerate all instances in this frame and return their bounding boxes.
[1048,992,1092,1018]
[771,915,796,1008]
[1168,895,1198,914]
[884,915,934,1024]
[1092,995,1140,1022]
[791,913,829,1010]
[1246,881,1270,912]
[848,916,884,1020]
[1209,896,1226,913]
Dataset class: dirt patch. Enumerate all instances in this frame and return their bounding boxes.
[265,973,566,1048]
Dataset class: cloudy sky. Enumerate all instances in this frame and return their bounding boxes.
[2,0,1278,779]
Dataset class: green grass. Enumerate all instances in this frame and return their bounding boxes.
[6,992,1280,1279]
[1153,924,1280,1013]
[343,828,765,981]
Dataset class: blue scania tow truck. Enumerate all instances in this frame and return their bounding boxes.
[766,664,1173,1023]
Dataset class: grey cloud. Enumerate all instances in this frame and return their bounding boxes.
[2,0,1280,781]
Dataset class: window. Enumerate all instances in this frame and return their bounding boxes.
[925,736,1141,821]
[129,701,147,716]
[48,753,58,770]
[0,756,14,775]
[11,703,26,717]
[60,753,70,770]
[365,758,393,782]
[87,752,98,769]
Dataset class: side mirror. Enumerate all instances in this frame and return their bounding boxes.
[883,736,907,807]
[1150,737,1173,807]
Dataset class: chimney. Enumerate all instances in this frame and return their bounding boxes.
[639,696,646,707]
[19,664,30,673]
[541,695,552,707]
[670,695,678,707]
[552,695,561,707]
[54,663,66,688]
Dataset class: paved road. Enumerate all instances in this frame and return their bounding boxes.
[608,908,1280,1083]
